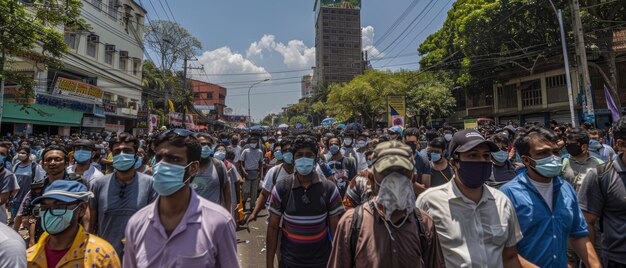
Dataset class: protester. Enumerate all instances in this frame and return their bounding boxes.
[67,139,103,183]
[417,129,530,267]
[27,180,120,267]
[500,126,601,268]
[329,140,445,267]
[578,116,626,267]
[487,133,517,188]
[88,132,157,257]
[123,129,238,267]
[326,136,357,197]
[426,137,453,188]
[266,134,344,268]
[0,222,26,267]
[239,135,264,213]
[192,133,232,211]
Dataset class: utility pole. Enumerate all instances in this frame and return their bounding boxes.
[571,0,594,124]
[180,56,204,129]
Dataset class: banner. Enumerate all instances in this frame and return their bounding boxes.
[604,85,621,123]
[387,96,406,128]
[464,119,478,129]
[52,77,103,103]
[148,114,159,133]
[168,112,195,129]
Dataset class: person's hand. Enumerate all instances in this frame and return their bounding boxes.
[246,213,257,225]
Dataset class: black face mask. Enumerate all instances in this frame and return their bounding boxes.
[405,142,417,154]
[565,143,583,156]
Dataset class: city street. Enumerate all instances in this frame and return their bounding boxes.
[236,211,272,268]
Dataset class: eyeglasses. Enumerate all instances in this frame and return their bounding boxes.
[119,183,127,198]
[39,202,80,216]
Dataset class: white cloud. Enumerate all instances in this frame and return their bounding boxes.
[362,26,384,59]
[246,35,316,69]
[192,46,271,84]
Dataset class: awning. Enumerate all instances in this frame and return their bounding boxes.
[2,102,83,126]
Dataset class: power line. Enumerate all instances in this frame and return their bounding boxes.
[373,0,420,47]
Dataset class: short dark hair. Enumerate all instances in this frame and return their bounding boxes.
[18,145,31,155]
[109,132,139,152]
[154,130,202,163]
[490,133,510,146]
[614,116,626,141]
[195,133,215,144]
[565,127,590,145]
[225,146,235,161]
[429,137,446,150]
[42,144,69,162]
[404,127,420,138]
[293,135,318,156]
[0,142,11,151]
[514,126,559,157]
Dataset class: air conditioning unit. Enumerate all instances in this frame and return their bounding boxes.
[88,35,100,43]
[105,44,116,52]
[119,51,129,58]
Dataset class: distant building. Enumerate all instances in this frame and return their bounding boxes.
[314,0,363,85]
[301,75,314,98]
[190,79,227,120]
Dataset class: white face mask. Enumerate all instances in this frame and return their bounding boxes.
[375,172,416,227]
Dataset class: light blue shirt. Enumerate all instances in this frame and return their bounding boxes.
[500,172,588,268]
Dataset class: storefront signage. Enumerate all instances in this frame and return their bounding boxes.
[148,114,159,133]
[105,124,125,133]
[53,77,103,103]
[136,116,148,128]
[103,102,117,113]
[36,94,93,113]
[82,116,105,128]
[3,86,35,104]
[93,106,105,118]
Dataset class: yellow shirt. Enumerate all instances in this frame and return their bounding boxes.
[27,225,121,268]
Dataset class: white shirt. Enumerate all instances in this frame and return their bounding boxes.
[528,178,554,211]
[416,179,523,268]
[261,164,326,192]
[230,145,242,163]
[67,164,104,183]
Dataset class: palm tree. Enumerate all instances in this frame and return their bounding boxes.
[141,60,165,92]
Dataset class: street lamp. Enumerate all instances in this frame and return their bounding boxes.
[547,0,576,127]
[248,78,270,127]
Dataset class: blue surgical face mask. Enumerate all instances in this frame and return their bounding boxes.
[74,150,92,163]
[274,151,283,161]
[444,133,453,142]
[113,153,136,171]
[134,157,143,170]
[152,161,192,196]
[214,151,226,161]
[366,160,373,167]
[249,143,258,149]
[201,145,213,159]
[295,157,315,175]
[588,139,602,150]
[491,150,509,163]
[283,152,294,165]
[430,152,442,162]
[329,145,340,155]
[40,206,79,235]
[529,155,563,178]
[502,132,510,139]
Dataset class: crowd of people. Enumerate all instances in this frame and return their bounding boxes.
[0,116,624,268]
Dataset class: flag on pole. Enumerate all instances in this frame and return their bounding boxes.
[604,84,621,122]
[168,99,176,112]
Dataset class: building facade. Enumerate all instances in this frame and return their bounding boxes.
[301,74,314,98]
[314,1,363,85]
[2,0,146,136]
[190,79,227,121]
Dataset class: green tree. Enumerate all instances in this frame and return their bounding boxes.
[0,0,88,106]
[288,115,311,127]
[142,60,165,92]
[326,70,405,127]
[144,20,202,72]
[398,71,456,126]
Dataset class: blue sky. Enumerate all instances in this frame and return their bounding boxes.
[145,0,453,121]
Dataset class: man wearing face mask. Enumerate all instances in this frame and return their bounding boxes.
[426,138,453,188]
[342,132,367,173]
[486,133,517,189]
[500,126,601,268]
[67,139,103,184]
[587,129,615,162]
[27,180,120,267]
[417,129,530,268]
[191,133,231,211]
[239,136,264,213]
[326,137,357,198]
[266,135,344,268]
[329,141,445,268]
[123,129,239,268]
[87,133,157,257]
[0,143,19,226]
[561,128,604,190]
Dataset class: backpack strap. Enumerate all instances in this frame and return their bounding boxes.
[596,159,614,200]
[413,208,428,256]
[350,204,364,267]
[272,164,284,186]
[210,157,227,204]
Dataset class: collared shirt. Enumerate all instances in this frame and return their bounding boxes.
[416,178,523,268]
[27,225,120,268]
[123,189,239,268]
[561,155,604,190]
[328,201,446,268]
[67,164,104,183]
[500,172,588,268]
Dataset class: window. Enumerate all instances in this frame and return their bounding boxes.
[108,0,117,19]
[546,74,568,103]
[132,60,140,76]
[64,32,77,50]
[119,57,127,71]
[497,84,518,109]
[89,0,102,10]
[206,92,213,99]
[521,80,542,107]
[87,42,97,58]
[105,51,113,65]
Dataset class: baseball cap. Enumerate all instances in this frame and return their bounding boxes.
[31,180,93,204]
[448,129,499,155]
[73,139,95,150]
[371,140,414,172]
